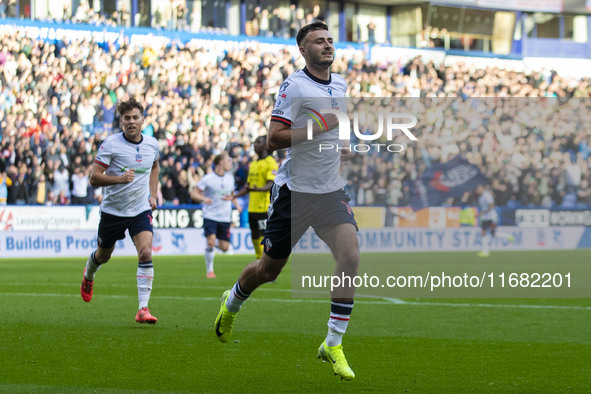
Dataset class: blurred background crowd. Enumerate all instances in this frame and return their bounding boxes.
[0,25,590,209]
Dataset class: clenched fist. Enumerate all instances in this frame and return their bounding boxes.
[120,169,135,184]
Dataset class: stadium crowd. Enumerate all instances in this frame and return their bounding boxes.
[0,29,590,208]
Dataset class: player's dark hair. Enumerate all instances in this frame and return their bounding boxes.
[116,98,144,116]
[213,152,228,166]
[296,21,329,46]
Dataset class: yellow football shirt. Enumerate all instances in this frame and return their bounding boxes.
[247,155,278,213]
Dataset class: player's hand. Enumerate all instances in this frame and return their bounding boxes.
[149,197,157,211]
[221,194,234,201]
[324,113,340,131]
[120,169,135,184]
[341,149,353,162]
[204,198,213,205]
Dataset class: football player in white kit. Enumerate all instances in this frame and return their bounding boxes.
[190,152,241,278]
[214,22,359,381]
[476,184,515,257]
[80,98,161,324]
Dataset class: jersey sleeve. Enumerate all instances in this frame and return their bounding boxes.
[271,79,300,127]
[152,138,160,162]
[94,138,112,168]
[197,175,209,192]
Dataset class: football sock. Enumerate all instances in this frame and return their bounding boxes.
[253,236,264,260]
[84,251,102,280]
[482,233,491,254]
[137,260,154,309]
[205,246,215,274]
[226,280,251,313]
[326,300,354,346]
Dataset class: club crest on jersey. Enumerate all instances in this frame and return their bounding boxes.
[135,146,143,163]
[331,99,339,110]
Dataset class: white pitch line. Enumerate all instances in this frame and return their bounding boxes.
[1,292,590,310]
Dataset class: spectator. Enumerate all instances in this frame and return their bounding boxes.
[70,166,89,204]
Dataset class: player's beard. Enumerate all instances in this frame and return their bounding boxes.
[311,53,334,69]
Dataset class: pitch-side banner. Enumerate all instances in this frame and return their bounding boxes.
[0,228,255,258]
[293,226,590,253]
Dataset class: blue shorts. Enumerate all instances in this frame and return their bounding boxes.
[263,184,358,259]
[97,210,153,249]
[203,218,231,242]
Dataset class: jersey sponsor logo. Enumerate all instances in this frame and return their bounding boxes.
[327,87,333,96]
[120,165,149,174]
[272,109,284,115]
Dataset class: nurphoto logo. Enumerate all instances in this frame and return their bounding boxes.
[305,108,418,153]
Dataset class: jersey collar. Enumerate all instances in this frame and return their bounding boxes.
[303,67,331,85]
[122,132,143,145]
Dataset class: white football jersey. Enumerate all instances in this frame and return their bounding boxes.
[197,171,234,222]
[270,67,348,194]
[478,190,498,222]
[95,132,159,217]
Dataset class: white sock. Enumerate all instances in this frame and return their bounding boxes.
[326,301,354,346]
[84,251,101,280]
[482,233,491,253]
[137,261,154,310]
[226,280,251,313]
[205,247,215,274]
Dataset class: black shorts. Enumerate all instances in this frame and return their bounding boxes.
[249,212,268,239]
[97,210,153,249]
[481,220,496,233]
[263,184,358,259]
[203,218,231,242]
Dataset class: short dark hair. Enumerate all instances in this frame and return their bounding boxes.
[213,152,228,166]
[116,98,144,116]
[296,21,329,46]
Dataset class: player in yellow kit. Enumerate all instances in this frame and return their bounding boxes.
[235,135,278,259]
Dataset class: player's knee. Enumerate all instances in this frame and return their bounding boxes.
[337,248,359,268]
[218,243,229,252]
[137,246,152,262]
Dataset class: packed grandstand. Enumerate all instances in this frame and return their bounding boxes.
[0,14,590,210]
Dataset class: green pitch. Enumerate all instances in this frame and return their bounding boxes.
[1,252,590,393]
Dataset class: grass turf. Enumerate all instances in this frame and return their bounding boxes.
[0,251,590,393]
